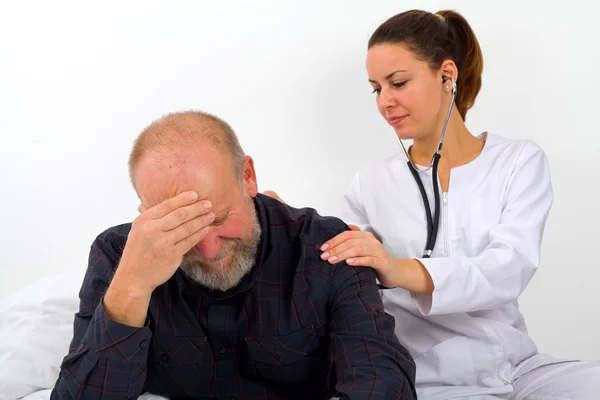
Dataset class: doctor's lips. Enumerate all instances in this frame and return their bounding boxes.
[387,115,407,126]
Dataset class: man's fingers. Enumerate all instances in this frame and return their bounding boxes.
[348,224,361,231]
[162,198,213,231]
[146,191,200,220]
[138,204,147,214]
[175,225,212,254]
[168,211,215,244]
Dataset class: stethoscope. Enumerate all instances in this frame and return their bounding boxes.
[391,76,457,258]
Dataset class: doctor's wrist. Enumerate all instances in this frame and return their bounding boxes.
[391,258,434,295]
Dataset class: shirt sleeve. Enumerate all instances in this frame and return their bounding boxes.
[412,141,554,315]
[51,230,152,400]
[328,258,417,400]
[339,172,377,237]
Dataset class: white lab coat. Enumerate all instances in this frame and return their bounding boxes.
[340,132,572,397]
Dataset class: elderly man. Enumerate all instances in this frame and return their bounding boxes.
[51,111,416,400]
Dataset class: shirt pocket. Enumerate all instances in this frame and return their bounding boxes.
[146,334,210,397]
[243,325,330,394]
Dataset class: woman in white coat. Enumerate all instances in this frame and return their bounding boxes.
[267,8,598,400]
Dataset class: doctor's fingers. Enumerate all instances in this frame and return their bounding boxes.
[336,247,387,271]
[320,230,375,252]
[321,237,364,261]
[345,256,384,269]
[321,241,384,265]
[321,235,382,262]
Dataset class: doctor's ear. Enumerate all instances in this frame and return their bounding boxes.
[439,60,458,86]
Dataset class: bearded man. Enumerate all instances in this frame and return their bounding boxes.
[51,111,416,400]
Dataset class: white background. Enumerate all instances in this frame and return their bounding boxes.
[1,0,598,361]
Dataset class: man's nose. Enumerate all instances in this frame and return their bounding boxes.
[195,231,222,258]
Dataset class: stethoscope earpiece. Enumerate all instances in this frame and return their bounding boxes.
[442,76,457,93]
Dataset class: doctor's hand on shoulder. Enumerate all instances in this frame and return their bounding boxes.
[321,226,434,294]
[318,225,399,288]
[261,190,434,294]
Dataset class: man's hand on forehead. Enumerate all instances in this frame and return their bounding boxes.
[119,191,216,293]
[138,193,205,214]
[103,191,216,328]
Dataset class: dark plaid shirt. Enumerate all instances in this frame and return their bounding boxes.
[51,194,416,400]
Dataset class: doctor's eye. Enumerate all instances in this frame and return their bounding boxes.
[371,87,381,94]
[393,81,407,88]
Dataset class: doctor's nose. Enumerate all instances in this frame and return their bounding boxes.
[379,88,397,108]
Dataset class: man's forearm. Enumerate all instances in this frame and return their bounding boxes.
[51,299,152,400]
[103,266,153,327]
[51,261,153,400]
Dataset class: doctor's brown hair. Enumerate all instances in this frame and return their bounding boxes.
[368,9,483,120]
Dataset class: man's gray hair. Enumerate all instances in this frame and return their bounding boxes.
[128,110,246,190]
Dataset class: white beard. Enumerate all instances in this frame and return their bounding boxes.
[180,196,261,291]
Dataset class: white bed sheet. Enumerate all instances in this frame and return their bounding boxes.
[0,270,172,400]
[21,390,168,400]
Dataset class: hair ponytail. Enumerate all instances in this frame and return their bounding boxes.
[436,10,484,119]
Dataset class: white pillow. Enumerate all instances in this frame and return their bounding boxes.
[0,270,84,400]
[0,271,169,400]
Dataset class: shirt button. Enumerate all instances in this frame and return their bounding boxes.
[139,339,147,349]
[161,353,170,362]
[229,397,237,400]
[219,347,227,355]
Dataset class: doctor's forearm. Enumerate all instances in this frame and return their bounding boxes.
[389,258,434,295]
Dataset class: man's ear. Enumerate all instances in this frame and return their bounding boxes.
[242,155,258,197]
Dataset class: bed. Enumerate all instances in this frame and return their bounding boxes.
[0,271,168,400]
